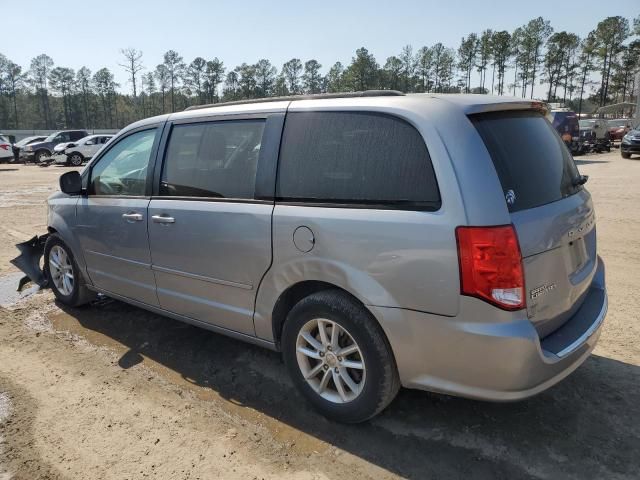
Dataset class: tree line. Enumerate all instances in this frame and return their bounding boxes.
[0,15,638,130]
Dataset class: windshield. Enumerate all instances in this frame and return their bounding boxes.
[0,135,9,143]
[471,110,582,213]
[44,132,59,142]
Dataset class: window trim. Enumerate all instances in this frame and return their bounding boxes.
[85,124,162,198]
[152,113,284,202]
[273,199,441,211]
[274,110,442,212]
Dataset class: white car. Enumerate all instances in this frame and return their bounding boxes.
[0,135,14,162]
[53,134,114,166]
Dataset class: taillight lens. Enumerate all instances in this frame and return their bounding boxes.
[456,225,525,310]
[0,144,9,151]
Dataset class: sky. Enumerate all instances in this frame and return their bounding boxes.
[2,0,637,97]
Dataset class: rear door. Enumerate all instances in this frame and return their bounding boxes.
[75,126,161,306]
[147,113,283,335]
[472,111,596,337]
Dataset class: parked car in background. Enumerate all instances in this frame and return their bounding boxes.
[21,130,89,163]
[621,129,640,158]
[15,92,607,423]
[53,134,114,166]
[579,120,593,141]
[12,136,47,162]
[0,135,14,163]
[546,108,580,154]
[607,119,632,141]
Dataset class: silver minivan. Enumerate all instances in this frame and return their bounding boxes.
[29,92,607,422]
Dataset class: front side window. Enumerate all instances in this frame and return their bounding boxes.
[160,120,265,199]
[276,111,440,209]
[89,129,156,196]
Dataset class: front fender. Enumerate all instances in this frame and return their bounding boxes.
[47,194,91,284]
[10,234,49,290]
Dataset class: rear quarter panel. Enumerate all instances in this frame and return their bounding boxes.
[253,97,469,341]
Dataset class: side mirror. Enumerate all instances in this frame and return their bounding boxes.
[59,171,83,195]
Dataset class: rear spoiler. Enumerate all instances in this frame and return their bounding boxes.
[464,101,549,116]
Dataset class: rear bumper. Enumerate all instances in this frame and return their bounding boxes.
[370,256,607,401]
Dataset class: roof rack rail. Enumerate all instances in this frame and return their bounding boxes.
[184,90,405,111]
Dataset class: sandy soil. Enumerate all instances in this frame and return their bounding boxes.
[0,153,639,479]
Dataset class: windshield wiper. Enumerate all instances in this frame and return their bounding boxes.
[573,174,589,187]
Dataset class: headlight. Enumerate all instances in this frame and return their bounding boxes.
[24,145,32,151]
[622,134,632,144]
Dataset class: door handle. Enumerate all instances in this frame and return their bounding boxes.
[152,215,175,224]
[122,212,143,222]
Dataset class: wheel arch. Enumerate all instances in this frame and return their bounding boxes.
[269,280,387,351]
[35,148,51,156]
[47,202,91,285]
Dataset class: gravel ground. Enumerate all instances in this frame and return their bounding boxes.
[0,152,638,479]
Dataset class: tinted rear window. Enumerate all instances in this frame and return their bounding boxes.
[471,111,582,212]
[276,111,440,209]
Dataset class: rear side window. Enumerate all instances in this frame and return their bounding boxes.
[471,111,582,212]
[276,112,440,209]
[161,120,265,199]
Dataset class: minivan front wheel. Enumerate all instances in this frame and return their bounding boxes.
[44,234,95,307]
[282,290,400,423]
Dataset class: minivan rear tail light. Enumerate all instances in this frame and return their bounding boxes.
[456,225,525,311]
[0,144,9,151]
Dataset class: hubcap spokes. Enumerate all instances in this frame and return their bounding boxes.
[296,318,365,404]
[49,245,74,296]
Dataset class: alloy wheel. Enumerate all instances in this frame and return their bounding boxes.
[49,245,74,296]
[296,318,366,403]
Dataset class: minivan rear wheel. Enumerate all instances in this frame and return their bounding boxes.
[282,290,400,423]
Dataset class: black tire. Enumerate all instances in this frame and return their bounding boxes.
[34,150,50,163]
[282,289,400,423]
[68,152,83,166]
[44,234,96,307]
[621,151,631,159]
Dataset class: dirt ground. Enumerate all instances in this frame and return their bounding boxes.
[0,153,638,480]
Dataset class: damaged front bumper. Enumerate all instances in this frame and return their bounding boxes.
[10,234,49,291]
